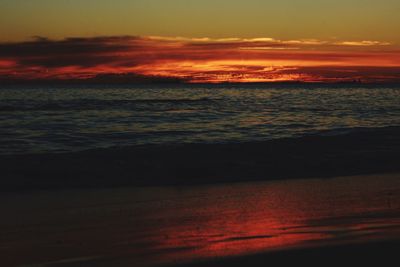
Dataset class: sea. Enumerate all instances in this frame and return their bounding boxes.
[1,83,400,155]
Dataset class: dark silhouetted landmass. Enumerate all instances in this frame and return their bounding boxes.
[2,73,400,86]
[0,73,188,85]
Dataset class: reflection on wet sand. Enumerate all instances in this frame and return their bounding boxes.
[138,174,400,266]
[1,174,399,266]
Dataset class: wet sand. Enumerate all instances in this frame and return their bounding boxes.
[1,173,399,267]
[174,239,400,267]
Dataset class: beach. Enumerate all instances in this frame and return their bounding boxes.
[1,172,399,266]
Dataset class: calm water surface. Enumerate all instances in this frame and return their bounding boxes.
[1,84,400,154]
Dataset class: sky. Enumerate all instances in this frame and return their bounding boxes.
[1,0,400,83]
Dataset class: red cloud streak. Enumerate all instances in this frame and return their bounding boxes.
[0,36,399,83]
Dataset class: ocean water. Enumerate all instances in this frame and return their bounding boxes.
[0,84,400,154]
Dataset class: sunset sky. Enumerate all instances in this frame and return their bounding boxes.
[1,0,400,83]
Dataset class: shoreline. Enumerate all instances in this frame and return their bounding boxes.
[1,126,400,191]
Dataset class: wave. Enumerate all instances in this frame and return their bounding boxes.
[303,125,400,138]
[0,97,218,112]
[1,125,399,156]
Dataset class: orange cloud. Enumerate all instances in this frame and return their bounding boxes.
[0,36,399,83]
[334,41,391,46]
